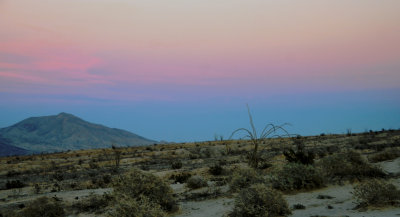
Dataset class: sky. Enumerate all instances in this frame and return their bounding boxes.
[1,0,400,142]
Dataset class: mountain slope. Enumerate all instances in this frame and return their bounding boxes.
[0,112,156,154]
[0,136,29,156]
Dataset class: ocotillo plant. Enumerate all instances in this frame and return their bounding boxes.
[230,104,290,168]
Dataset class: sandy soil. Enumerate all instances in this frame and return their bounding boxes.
[174,157,400,217]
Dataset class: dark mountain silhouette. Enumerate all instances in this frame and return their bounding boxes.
[0,112,156,155]
[0,136,29,156]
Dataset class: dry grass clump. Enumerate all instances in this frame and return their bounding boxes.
[112,169,177,214]
[369,148,400,163]
[353,179,400,208]
[269,163,324,191]
[229,167,264,192]
[318,150,386,182]
[6,196,65,217]
[229,184,291,217]
[186,175,208,189]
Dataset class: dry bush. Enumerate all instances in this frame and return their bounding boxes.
[108,194,166,217]
[268,163,324,191]
[229,184,291,217]
[112,169,177,213]
[171,160,183,169]
[229,168,264,192]
[169,171,192,184]
[318,150,386,182]
[7,196,65,217]
[5,180,25,189]
[353,179,400,208]
[209,164,224,176]
[73,193,111,214]
[369,148,400,163]
[186,175,208,189]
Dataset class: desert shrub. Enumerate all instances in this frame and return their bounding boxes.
[6,170,21,177]
[269,163,324,191]
[186,175,208,189]
[73,193,112,214]
[229,168,264,192]
[102,174,112,185]
[89,161,99,169]
[209,164,223,176]
[171,160,183,169]
[108,194,166,217]
[353,179,400,208]
[5,180,25,189]
[52,172,64,181]
[283,141,315,165]
[112,169,177,212]
[169,171,192,184]
[369,148,400,163]
[318,151,386,182]
[14,197,65,217]
[229,184,291,217]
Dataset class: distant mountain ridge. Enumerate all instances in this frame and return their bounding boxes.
[0,112,156,156]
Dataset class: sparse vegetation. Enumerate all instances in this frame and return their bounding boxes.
[318,150,386,182]
[229,167,264,192]
[73,193,112,214]
[186,175,208,189]
[0,129,399,217]
[108,194,166,217]
[5,180,25,189]
[209,163,224,176]
[269,163,324,191]
[111,144,122,169]
[229,184,291,217]
[171,160,183,169]
[353,179,400,208]
[112,169,177,213]
[169,171,192,184]
[283,138,315,165]
[9,196,65,217]
[369,147,400,163]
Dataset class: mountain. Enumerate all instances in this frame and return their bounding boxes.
[0,136,29,156]
[0,112,156,155]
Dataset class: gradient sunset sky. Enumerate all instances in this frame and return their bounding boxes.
[1,0,399,142]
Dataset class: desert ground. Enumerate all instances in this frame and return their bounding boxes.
[1,129,400,217]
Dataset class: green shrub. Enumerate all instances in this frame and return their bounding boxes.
[318,151,386,182]
[353,179,400,208]
[229,168,264,192]
[108,194,166,217]
[229,184,291,217]
[186,175,208,189]
[269,163,324,191]
[112,169,177,212]
[15,197,65,217]
[369,148,400,163]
